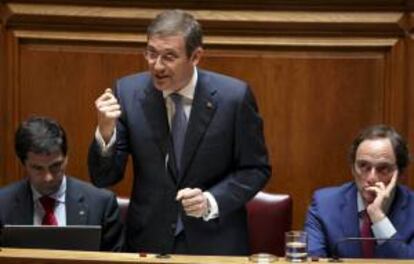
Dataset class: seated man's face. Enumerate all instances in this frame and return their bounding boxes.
[24,151,67,196]
[353,138,397,205]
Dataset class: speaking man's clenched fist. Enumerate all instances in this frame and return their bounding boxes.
[95,88,121,143]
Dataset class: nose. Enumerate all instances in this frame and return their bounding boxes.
[365,167,378,183]
[43,171,54,182]
[153,56,165,70]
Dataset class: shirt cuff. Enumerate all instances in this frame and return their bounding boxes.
[372,216,397,244]
[202,191,219,221]
[94,127,116,156]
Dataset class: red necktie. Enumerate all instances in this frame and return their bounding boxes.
[39,196,58,226]
[360,210,374,258]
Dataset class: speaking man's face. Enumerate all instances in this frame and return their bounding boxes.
[145,34,202,92]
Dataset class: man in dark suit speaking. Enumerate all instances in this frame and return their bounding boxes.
[88,9,270,255]
[305,124,414,258]
[0,116,124,251]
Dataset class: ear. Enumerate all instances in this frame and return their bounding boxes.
[191,47,204,66]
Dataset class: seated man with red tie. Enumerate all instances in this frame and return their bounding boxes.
[0,116,124,251]
[305,124,414,259]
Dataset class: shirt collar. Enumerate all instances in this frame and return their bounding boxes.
[31,175,67,203]
[357,192,365,214]
[162,66,197,101]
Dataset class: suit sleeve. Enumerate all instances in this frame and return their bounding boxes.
[365,185,414,258]
[100,193,125,251]
[305,194,329,257]
[88,83,130,188]
[376,231,414,258]
[208,86,270,217]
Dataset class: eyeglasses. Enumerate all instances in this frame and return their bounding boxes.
[354,160,397,177]
[143,49,180,65]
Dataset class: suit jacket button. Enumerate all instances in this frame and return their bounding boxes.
[171,223,176,230]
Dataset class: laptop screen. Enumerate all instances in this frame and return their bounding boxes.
[1,225,102,251]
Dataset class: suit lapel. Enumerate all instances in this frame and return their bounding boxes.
[140,84,178,182]
[140,84,170,158]
[339,184,361,257]
[180,71,217,182]
[65,177,88,225]
[11,180,34,224]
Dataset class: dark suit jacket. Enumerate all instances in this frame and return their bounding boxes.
[305,181,414,258]
[88,69,270,255]
[0,176,124,251]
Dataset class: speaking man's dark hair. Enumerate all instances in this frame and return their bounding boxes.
[147,9,203,57]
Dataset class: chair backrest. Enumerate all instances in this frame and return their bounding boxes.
[247,191,293,256]
[116,196,130,223]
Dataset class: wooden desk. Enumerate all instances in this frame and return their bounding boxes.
[0,248,412,264]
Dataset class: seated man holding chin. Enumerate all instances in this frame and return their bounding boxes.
[305,124,414,258]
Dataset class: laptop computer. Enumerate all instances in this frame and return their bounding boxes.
[1,225,102,251]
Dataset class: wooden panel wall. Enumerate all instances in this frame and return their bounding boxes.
[1,0,413,229]
[407,10,414,190]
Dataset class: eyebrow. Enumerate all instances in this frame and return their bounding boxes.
[28,160,64,169]
[356,160,395,165]
[146,46,179,54]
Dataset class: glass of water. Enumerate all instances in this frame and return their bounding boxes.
[285,231,308,262]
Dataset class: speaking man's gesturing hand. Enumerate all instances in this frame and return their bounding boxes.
[176,188,208,218]
[95,88,121,143]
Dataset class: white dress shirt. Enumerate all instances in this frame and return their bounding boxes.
[32,176,67,226]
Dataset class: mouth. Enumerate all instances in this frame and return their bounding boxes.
[363,186,374,191]
[362,186,377,199]
[154,74,169,80]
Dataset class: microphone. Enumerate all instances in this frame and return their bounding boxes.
[329,237,404,262]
